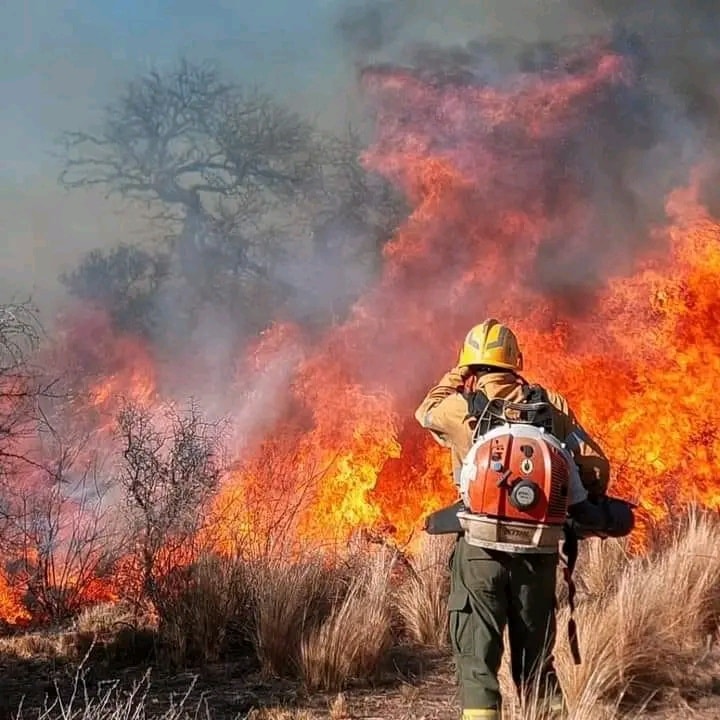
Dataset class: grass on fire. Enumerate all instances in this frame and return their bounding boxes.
[4,507,720,719]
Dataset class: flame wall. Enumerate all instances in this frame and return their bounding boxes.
[5,31,720,624]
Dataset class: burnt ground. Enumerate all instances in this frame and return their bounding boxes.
[2,642,720,720]
[0,642,455,720]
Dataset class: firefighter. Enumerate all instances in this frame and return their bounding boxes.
[415,319,609,719]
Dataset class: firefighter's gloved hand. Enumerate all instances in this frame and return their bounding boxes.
[444,365,474,391]
[566,496,635,539]
[455,365,480,393]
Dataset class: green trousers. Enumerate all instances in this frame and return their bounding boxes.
[448,536,561,712]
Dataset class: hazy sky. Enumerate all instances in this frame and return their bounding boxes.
[1,1,351,176]
[0,0,358,311]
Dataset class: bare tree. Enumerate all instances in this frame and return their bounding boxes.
[113,399,226,612]
[315,127,408,266]
[14,454,121,622]
[0,302,87,622]
[0,302,59,477]
[60,59,319,211]
[60,244,170,338]
[59,59,325,334]
[0,405,126,623]
[58,59,409,337]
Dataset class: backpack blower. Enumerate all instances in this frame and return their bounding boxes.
[424,388,636,544]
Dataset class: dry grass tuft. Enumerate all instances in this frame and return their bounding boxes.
[155,551,252,666]
[496,660,628,720]
[328,692,351,720]
[251,555,341,678]
[394,534,453,646]
[572,536,631,602]
[300,550,394,690]
[554,506,720,713]
[0,631,73,661]
[72,601,136,635]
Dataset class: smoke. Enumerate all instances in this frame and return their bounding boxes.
[5,0,720,405]
[336,0,417,55]
[329,0,720,309]
[3,1,717,306]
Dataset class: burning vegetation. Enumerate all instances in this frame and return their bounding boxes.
[4,19,720,719]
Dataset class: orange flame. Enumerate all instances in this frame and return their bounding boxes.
[0,571,31,628]
[4,39,720,623]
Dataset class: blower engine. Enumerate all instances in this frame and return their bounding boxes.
[423,394,636,545]
[456,404,577,553]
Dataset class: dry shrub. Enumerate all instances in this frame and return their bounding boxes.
[72,601,157,666]
[0,632,71,661]
[155,552,252,666]
[73,601,136,634]
[0,625,155,669]
[554,507,720,713]
[300,550,394,690]
[251,555,341,678]
[394,534,453,646]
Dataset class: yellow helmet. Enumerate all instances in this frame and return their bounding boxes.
[457,319,523,371]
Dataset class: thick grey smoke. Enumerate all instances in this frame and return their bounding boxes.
[5,0,719,317]
[335,0,720,159]
[5,0,720,397]
[336,0,417,55]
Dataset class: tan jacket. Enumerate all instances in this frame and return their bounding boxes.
[415,367,609,498]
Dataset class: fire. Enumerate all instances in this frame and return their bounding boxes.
[3,37,720,623]
[528,179,720,517]
[46,305,158,433]
[0,571,31,628]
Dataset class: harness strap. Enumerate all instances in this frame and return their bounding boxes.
[561,523,582,665]
[462,379,554,437]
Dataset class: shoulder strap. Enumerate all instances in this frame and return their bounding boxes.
[462,375,530,420]
[464,380,557,437]
[463,389,490,419]
[522,383,548,403]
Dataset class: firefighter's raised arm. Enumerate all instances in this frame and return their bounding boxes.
[414,366,471,449]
